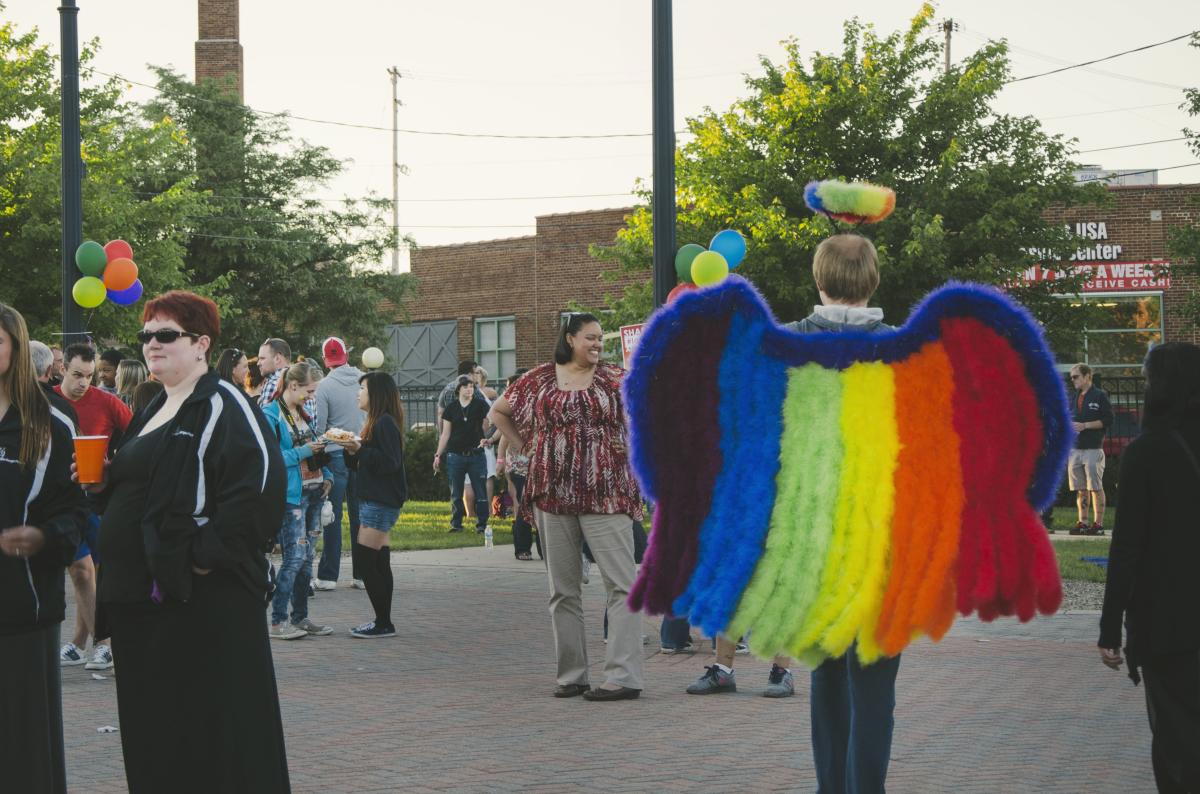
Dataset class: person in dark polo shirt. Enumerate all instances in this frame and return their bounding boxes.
[1068,363,1114,535]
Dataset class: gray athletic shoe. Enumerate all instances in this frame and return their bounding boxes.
[293,618,333,636]
[763,664,795,698]
[269,623,306,640]
[686,665,736,694]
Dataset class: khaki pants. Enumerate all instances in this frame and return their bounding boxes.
[536,510,644,690]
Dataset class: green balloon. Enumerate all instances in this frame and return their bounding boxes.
[72,276,107,308]
[75,241,107,277]
[674,244,706,282]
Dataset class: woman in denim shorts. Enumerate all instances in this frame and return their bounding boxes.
[332,372,408,638]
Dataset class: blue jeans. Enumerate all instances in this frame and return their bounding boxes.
[317,451,359,582]
[811,648,901,794]
[270,488,323,625]
[446,451,488,530]
[660,615,691,649]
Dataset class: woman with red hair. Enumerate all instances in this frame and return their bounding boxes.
[82,291,291,792]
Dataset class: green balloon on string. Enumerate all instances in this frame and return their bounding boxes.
[75,241,107,277]
[674,244,705,282]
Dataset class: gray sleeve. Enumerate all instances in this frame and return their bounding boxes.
[314,386,329,434]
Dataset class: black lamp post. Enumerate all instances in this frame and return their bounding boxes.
[59,0,84,340]
[651,0,676,308]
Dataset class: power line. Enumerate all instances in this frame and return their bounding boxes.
[1073,162,1200,184]
[94,69,691,140]
[1006,31,1196,84]
[1043,102,1179,121]
[128,189,633,204]
[1077,136,1187,154]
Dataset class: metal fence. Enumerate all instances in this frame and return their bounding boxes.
[1085,374,1144,455]
[397,385,442,431]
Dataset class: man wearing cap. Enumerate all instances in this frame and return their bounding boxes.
[313,337,366,590]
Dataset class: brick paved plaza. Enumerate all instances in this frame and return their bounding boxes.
[61,547,1151,793]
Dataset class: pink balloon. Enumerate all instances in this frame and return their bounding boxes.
[104,239,133,263]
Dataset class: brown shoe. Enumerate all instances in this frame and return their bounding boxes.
[582,686,641,702]
[553,683,590,698]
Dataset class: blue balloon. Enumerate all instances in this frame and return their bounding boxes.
[107,279,143,306]
[709,229,746,269]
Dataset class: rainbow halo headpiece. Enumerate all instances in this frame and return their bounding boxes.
[804,180,896,225]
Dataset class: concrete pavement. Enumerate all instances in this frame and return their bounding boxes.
[60,545,1151,793]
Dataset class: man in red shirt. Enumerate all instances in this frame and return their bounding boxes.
[54,343,132,671]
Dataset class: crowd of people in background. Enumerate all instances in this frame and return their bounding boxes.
[2,239,1199,792]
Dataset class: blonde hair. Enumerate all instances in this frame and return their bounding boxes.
[0,303,51,469]
[812,234,880,304]
[116,359,148,402]
[274,360,322,419]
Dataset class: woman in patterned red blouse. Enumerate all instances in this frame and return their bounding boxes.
[490,313,645,702]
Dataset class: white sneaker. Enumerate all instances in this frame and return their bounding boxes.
[60,642,85,666]
[352,579,366,590]
[85,644,113,670]
[312,579,337,591]
[269,623,306,640]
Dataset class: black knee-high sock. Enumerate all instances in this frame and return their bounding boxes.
[357,545,384,623]
[351,543,366,582]
[375,547,393,627]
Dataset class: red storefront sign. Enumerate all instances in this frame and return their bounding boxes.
[620,324,644,370]
[1020,261,1170,293]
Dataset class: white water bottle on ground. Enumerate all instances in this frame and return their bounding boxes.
[484,526,494,549]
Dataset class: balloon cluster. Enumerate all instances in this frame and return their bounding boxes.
[72,240,143,308]
[668,229,746,303]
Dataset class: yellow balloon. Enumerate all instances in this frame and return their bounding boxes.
[72,276,107,308]
[691,251,730,287]
[361,347,385,369]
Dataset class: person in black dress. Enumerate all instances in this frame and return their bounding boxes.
[1099,342,1200,793]
[84,291,290,793]
[0,303,84,794]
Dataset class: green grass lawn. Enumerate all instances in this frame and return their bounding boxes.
[339,500,515,552]
[1051,538,1112,583]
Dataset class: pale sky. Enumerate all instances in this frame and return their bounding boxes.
[5,1,1198,271]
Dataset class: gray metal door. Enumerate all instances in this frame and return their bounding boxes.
[386,321,457,388]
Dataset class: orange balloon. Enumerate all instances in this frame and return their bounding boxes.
[103,258,138,292]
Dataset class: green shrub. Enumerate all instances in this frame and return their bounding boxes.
[405,427,448,501]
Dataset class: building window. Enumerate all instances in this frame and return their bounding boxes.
[1064,292,1163,377]
[475,316,515,381]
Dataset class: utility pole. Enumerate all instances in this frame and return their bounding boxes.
[59,0,84,340]
[942,19,956,74]
[387,66,402,275]
[651,0,676,308]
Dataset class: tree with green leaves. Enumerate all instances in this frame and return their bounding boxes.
[1,9,207,344]
[592,5,1106,352]
[1167,33,1200,325]
[143,68,415,358]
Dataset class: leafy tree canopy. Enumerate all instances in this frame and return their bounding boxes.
[592,5,1108,352]
[1167,33,1200,324]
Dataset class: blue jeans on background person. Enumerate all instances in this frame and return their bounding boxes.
[446,451,488,530]
[318,452,359,582]
[270,503,305,626]
[660,615,691,649]
[811,647,902,794]
[289,486,325,624]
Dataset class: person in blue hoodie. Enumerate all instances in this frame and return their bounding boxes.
[262,360,334,640]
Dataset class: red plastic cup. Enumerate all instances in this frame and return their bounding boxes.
[74,436,107,484]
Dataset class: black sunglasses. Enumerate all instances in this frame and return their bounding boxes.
[137,329,201,345]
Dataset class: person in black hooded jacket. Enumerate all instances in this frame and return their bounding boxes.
[0,303,85,794]
[83,291,290,794]
[1099,342,1200,793]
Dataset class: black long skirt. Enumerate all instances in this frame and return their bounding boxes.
[106,571,291,794]
[0,623,67,794]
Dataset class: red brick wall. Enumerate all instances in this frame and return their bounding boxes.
[1042,183,1200,344]
[196,0,243,100]
[406,208,644,370]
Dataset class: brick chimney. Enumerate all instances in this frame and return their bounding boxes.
[195,0,243,99]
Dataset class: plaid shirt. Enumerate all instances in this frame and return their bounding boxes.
[258,370,317,417]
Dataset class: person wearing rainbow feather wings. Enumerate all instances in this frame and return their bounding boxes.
[625,181,1071,793]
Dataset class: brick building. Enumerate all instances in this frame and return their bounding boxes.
[396,184,1199,388]
[195,0,244,99]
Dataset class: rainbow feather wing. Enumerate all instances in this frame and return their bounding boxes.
[625,276,1070,663]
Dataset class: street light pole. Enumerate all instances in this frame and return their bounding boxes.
[387,66,402,276]
[651,0,676,308]
[59,0,84,340]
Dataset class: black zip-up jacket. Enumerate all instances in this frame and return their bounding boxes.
[346,414,408,509]
[109,371,286,603]
[0,400,85,635]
